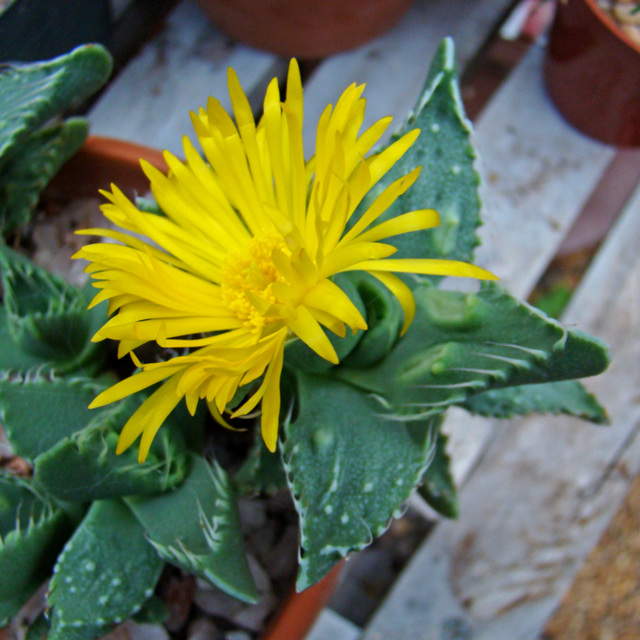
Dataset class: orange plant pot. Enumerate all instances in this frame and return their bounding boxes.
[544,0,640,147]
[195,0,413,58]
[45,136,168,200]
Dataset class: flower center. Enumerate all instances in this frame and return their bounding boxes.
[221,235,286,331]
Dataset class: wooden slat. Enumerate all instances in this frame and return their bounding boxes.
[301,0,516,155]
[362,149,640,640]
[435,42,616,488]
[89,0,285,155]
[472,44,615,293]
[306,609,362,640]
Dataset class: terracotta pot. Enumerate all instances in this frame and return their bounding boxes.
[544,0,640,147]
[45,135,343,640]
[195,0,413,58]
[262,562,344,640]
[45,136,168,200]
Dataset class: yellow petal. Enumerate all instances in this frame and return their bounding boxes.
[321,242,396,277]
[356,209,440,243]
[283,304,338,364]
[367,271,416,335]
[90,363,183,408]
[367,128,420,185]
[304,279,367,331]
[347,258,499,280]
[338,167,421,247]
[260,339,286,452]
[116,374,183,462]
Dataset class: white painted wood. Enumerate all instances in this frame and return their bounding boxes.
[363,182,640,639]
[89,0,285,156]
[437,42,617,492]
[307,609,362,640]
[403,43,617,504]
[301,0,516,156]
[473,43,615,293]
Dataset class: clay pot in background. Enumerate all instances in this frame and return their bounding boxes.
[44,136,168,201]
[544,0,640,147]
[195,0,413,58]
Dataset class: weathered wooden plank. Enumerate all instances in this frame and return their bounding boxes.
[301,0,516,156]
[89,0,285,155]
[363,175,640,640]
[473,44,615,293]
[307,609,362,640]
[397,42,618,502]
[434,42,617,492]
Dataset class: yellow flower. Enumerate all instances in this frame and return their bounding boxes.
[75,60,496,462]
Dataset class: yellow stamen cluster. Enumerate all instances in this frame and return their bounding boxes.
[221,235,288,331]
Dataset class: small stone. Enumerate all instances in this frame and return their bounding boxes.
[264,524,299,580]
[127,623,170,640]
[246,554,272,594]
[193,581,245,620]
[231,590,279,633]
[245,518,278,562]
[101,621,170,640]
[237,497,268,531]
[621,24,640,46]
[0,424,14,459]
[228,555,279,632]
[224,632,252,640]
[614,3,640,24]
[187,617,220,640]
[100,622,132,640]
[159,573,195,632]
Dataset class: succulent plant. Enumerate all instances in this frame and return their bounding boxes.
[0,40,609,639]
[0,44,112,235]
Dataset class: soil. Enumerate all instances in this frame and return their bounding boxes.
[542,471,640,640]
[596,0,640,46]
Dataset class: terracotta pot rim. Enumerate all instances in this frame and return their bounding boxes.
[81,135,168,171]
[583,0,640,54]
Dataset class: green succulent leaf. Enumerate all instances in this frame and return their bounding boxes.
[337,284,610,417]
[0,117,88,233]
[0,310,44,371]
[131,595,169,625]
[284,373,439,591]
[1,591,32,628]
[48,623,105,640]
[47,499,163,637]
[341,271,404,368]
[234,433,288,496]
[135,195,163,215]
[354,38,481,276]
[126,453,258,604]
[461,379,609,424]
[0,44,112,169]
[0,244,94,366]
[24,614,52,640]
[35,394,190,502]
[0,369,114,461]
[0,472,74,625]
[418,428,458,519]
